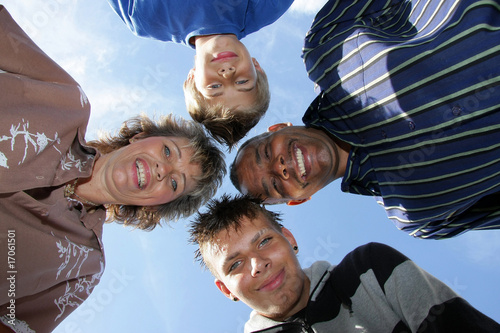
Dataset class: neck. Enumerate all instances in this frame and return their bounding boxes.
[194,33,238,49]
[74,157,106,206]
[325,131,351,178]
[72,177,101,207]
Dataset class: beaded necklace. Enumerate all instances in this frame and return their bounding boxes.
[64,179,99,207]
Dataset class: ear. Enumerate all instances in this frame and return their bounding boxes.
[267,122,292,133]
[142,205,159,212]
[281,227,298,250]
[215,279,237,301]
[129,132,146,144]
[187,68,195,81]
[286,197,311,206]
[252,57,264,74]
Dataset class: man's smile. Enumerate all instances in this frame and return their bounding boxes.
[295,147,306,179]
[258,268,285,292]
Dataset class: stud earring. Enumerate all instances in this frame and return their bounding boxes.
[293,245,298,251]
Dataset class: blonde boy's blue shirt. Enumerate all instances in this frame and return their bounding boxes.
[107,0,294,48]
[302,0,500,239]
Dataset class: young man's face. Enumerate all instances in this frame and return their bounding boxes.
[233,125,341,204]
[192,34,263,111]
[205,213,309,321]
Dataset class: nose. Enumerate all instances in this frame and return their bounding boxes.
[155,161,171,181]
[251,256,270,277]
[272,155,289,180]
[218,64,235,78]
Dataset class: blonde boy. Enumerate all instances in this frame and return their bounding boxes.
[107,0,293,147]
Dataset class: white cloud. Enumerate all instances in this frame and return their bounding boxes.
[6,0,119,81]
[460,231,500,265]
[5,1,184,140]
[290,0,328,14]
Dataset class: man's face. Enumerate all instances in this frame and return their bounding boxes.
[233,126,340,204]
[205,213,309,320]
[192,35,263,111]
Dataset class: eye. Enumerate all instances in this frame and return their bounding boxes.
[236,79,248,85]
[164,145,171,157]
[171,178,178,191]
[229,260,242,273]
[259,237,272,248]
[271,178,280,196]
[264,145,269,159]
[208,83,222,89]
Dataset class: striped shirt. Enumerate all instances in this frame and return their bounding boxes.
[302,0,500,239]
[245,243,500,332]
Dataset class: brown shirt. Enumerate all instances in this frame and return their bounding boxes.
[0,6,105,332]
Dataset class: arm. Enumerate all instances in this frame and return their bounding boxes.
[0,274,102,333]
[0,6,77,85]
[244,0,294,35]
[364,243,500,332]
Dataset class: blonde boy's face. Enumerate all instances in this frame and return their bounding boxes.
[191,35,263,111]
[204,213,309,321]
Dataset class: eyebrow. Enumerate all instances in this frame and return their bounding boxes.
[173,140,182,159]
[207,86,255,98]
[255,142,262,165]
[221,228,269,271]
[251,228,268,244]
[254,143,271,198]
[261,180,271,198]
[172,140,187,193]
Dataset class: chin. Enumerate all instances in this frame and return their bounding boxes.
[264,305,294,322]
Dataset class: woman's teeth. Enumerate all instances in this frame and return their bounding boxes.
[136,160,146,189]
[296,148,306,177]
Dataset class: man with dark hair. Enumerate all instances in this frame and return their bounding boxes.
[189,194,500,332]
[231,0,500,239]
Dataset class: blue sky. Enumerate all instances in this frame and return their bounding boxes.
[5,1,500,332]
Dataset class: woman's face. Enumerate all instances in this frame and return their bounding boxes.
[98,136,201,206]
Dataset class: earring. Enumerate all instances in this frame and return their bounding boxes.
[293,245,298,251]
[232,297,239,302]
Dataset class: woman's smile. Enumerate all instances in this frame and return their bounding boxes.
[135,158,150,190]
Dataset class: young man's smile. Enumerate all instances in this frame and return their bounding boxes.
[257,268,285,292]
[211,51,238,62]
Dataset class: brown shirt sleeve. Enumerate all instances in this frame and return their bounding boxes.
[0,5,93,192]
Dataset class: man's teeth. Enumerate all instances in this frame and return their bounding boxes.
[296,148,306,177]
[136,160,146,189]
